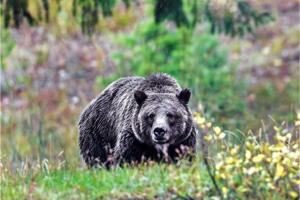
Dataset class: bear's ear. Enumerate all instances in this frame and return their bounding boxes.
[177,88,191,104]
[134,90,147,106]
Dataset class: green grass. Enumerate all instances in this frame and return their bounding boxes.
[1,160,212,200]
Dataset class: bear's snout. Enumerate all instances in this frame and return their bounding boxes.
[153,127,166,139]
[151,113,171,144]
[152,127,170,144]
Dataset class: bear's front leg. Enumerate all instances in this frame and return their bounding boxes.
[113,131,142,166]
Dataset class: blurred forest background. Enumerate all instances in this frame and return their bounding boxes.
[0,0,299,199]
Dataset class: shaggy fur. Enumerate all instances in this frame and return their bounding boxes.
[78,73,196,167]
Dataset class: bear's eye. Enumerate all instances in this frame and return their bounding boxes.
[167,113,174,119]
[147,113,155,123]
[167,113,176,123]
[148,113,155,119]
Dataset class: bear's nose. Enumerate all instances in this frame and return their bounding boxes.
[153,127,166,138]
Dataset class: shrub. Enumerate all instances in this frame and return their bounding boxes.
[194,112,300,199]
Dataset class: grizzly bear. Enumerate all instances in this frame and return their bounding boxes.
[78,73,196,167]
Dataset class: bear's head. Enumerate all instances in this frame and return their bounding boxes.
[132,89,193,146]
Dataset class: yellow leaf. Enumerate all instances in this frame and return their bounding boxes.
[222,187,228,195]
[204,135,212,142]
[289,191,298,198]
[275,164,285,178]
[252,154,265,163]
[292,179,300,185]
[243,167,257,175]
[195,116,205,125]
[292,144,298,150]
[273,126,280,132]
[216,162,223,170]
[230,146,239,155]
[245,150,251,160]
[218,132,226,139]
[213,126,221,135]
[272,152,282,163]
[276,133,287,142]
[225,157,235,164]
[220,173,227,179]
[267,183,275,190]
[206,122,212,128]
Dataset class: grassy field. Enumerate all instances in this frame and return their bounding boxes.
[2,160,212,200]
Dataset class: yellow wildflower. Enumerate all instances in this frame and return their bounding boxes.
[273,126,281,132]
[282,157,291,166]
[219,172,228,180]
[270,143,285,152]
[197,117,206,125]
[225,157,235,164]
[275,133,288,142]
[204,135,212,142]
[286,133,292,140]
[295,112,300,126]
[289,191,298,198]
[243,167,257,175]
[213,126,221,135]
[252,154,265,163]
[267,182,275,190]
[215,162,223,170]
[246,141,254,150]
[289,151,300,159]
[292,144,298,150]
[217,132,226,139]
[206,122,212,128]
[292,161,299,168]
[245,150,251,160]
[275,164,285,179]
[272,152,282,163]
[230,146,239,155]
[222,187,228,196]
[292,179,300,186]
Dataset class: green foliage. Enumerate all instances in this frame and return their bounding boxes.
[1,0,272,36]
[112,21,246,128]
[154,0,189,27]
[77,0,118,34]
[0,29,15,70]
[205,0,273,36]
[2,0,36,27]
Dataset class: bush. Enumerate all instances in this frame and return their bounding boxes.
[195,112,300,199]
